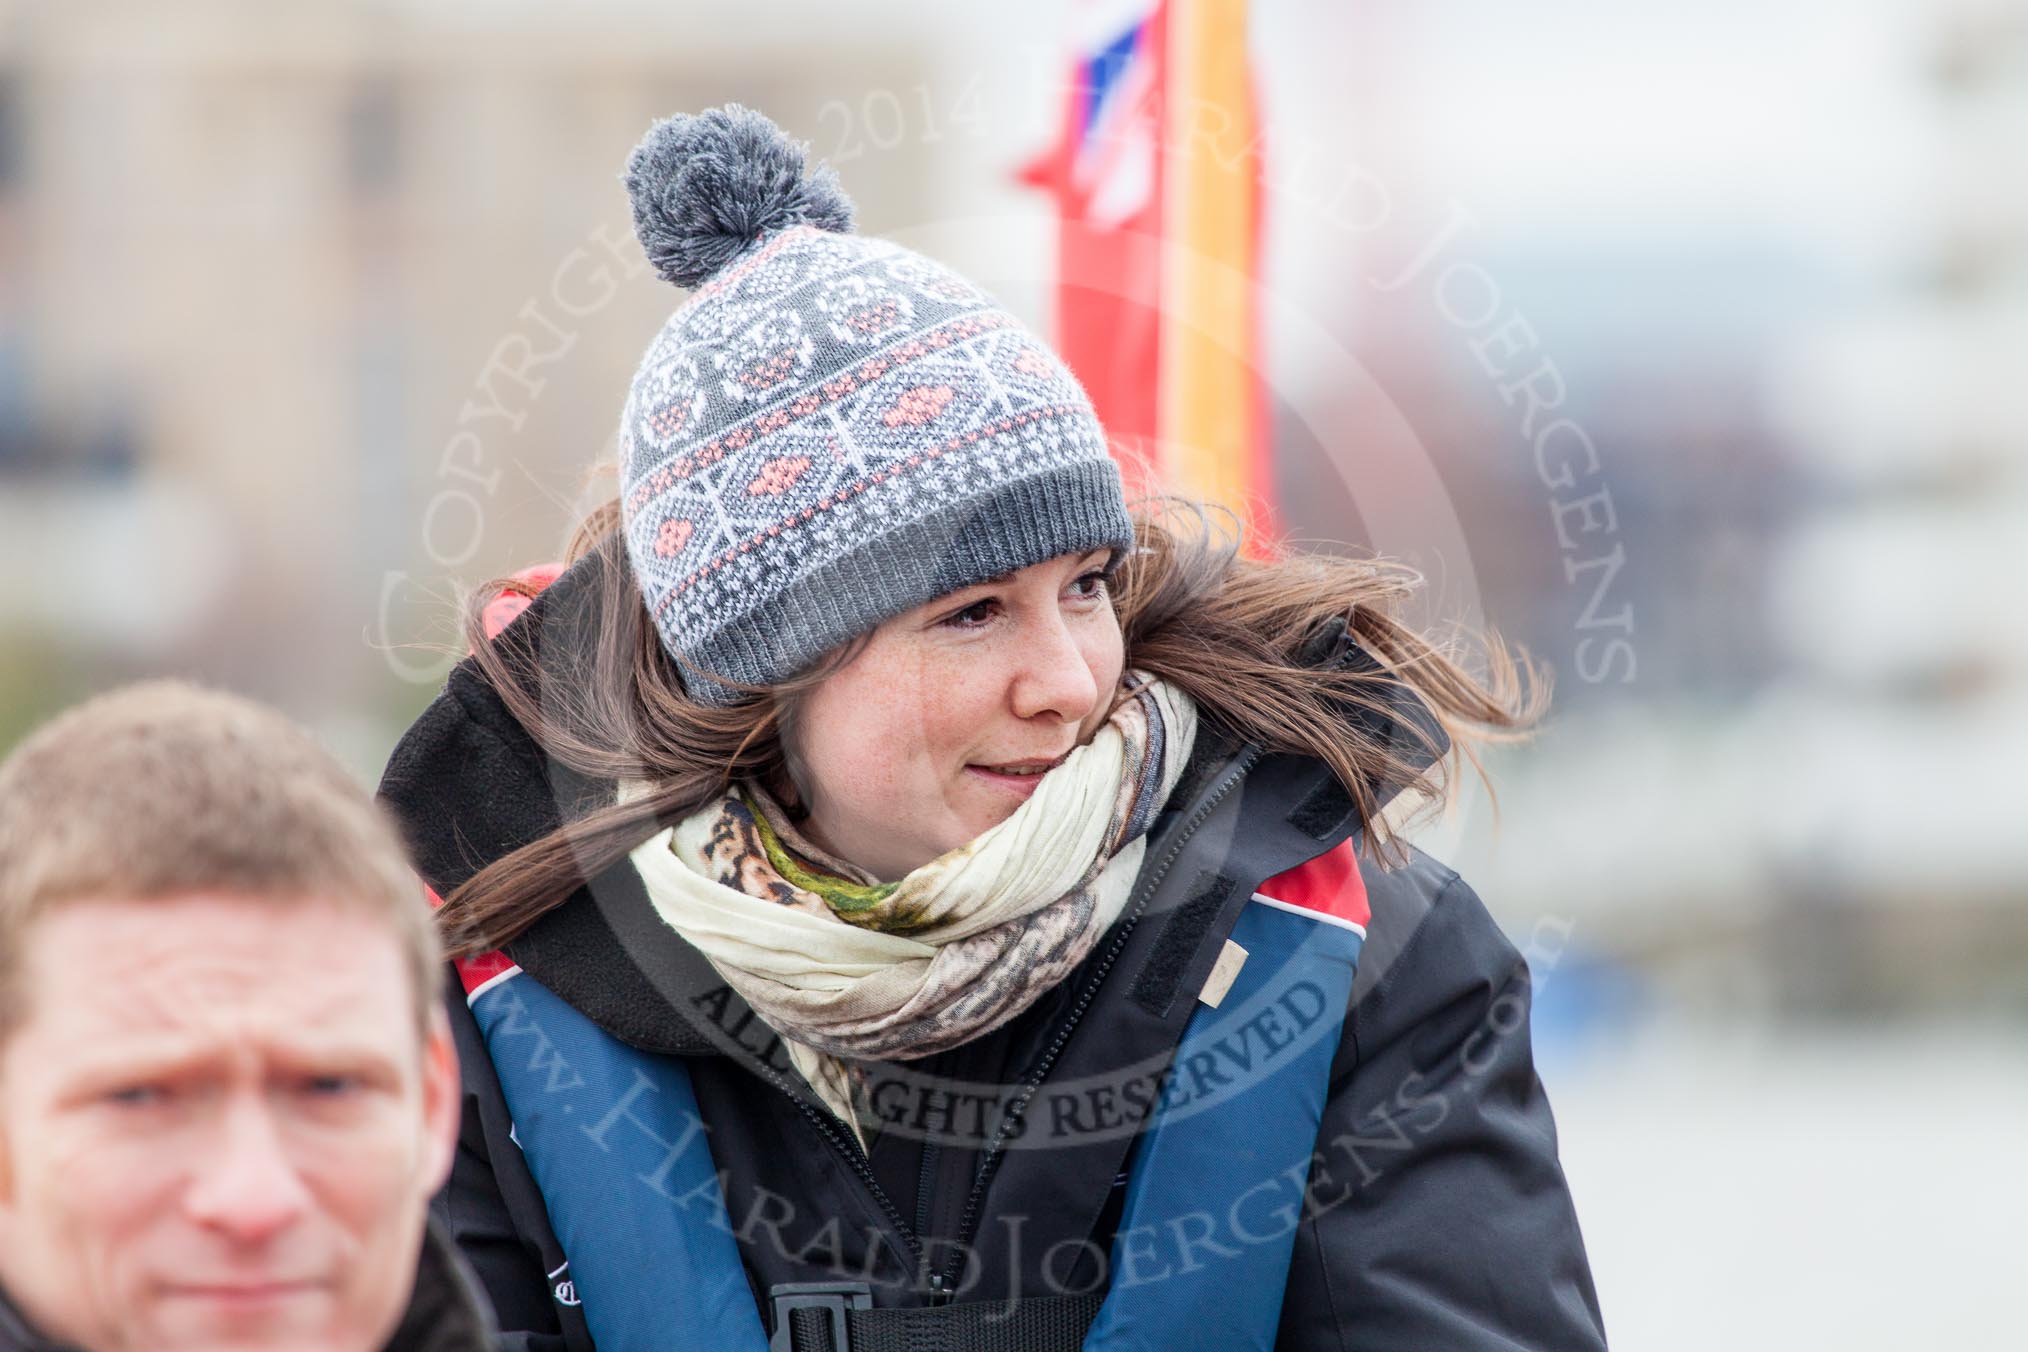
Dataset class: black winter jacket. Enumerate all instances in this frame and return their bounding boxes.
[378,554,1607,1351]
[0,1220,497,1352]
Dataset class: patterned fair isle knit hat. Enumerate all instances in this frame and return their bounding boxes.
[616,104,1134,705]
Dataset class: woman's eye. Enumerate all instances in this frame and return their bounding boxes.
[104,1084,170,1109]
[1070,570,1111,600]
[943,599,996,628]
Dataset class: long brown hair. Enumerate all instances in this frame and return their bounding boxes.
[435,497,1545,957]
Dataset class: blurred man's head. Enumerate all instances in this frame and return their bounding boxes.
[0,682,457,1352]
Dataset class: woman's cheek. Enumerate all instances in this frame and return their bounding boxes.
[875,668,950,753]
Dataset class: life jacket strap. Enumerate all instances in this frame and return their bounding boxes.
[770,1284,1103,1352]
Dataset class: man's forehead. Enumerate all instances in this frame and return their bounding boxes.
[18,895,411,1039]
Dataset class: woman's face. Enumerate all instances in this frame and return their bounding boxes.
[785,548,1125,882]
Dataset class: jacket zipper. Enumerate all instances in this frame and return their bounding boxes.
[751,1060,926,1270]
[915,1138,942,1244]
[936,744,1265,1292]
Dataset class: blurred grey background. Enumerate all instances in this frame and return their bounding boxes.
[2,0,2022,1344]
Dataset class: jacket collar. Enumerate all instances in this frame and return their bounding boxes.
[0,1284,44,1352]
[0,1219,494,1352]
[379,547,1448,1065]
[380,1217,499,1352]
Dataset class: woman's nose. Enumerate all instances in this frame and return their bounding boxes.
[1009,612,1101,723]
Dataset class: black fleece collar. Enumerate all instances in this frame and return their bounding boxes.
[0,1219,494,1352]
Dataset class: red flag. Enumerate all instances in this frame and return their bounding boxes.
[1023,0,1277,543]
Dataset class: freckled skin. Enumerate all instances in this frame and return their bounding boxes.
[789,549,1127,882]
[0,896,459,1352]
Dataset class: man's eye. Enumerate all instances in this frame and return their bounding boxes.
[104,1084,170,1108]
[298,1075,360,1098]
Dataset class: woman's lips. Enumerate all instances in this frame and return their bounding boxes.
[966,752,1068,796]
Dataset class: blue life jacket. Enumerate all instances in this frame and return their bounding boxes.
[460,841,1367,1352]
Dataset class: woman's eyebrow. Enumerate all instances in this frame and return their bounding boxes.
[948,552,1112,598]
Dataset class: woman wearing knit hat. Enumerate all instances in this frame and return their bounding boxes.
[380,105,1605,1351]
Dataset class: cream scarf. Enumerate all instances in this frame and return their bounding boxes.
[628,676,1198,1131]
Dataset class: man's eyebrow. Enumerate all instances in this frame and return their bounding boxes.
[54,1042,213,1097]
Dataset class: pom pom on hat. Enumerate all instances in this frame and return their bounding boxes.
[623,103,855,290]
[616,103,1131,706]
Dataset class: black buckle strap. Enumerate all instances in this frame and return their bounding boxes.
[769,1282,872,1352]
[769,1283,1103,1352]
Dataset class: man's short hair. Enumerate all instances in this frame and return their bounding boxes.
[0,681,440,1042]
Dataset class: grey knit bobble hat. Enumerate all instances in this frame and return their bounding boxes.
[616,104,1134,706]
